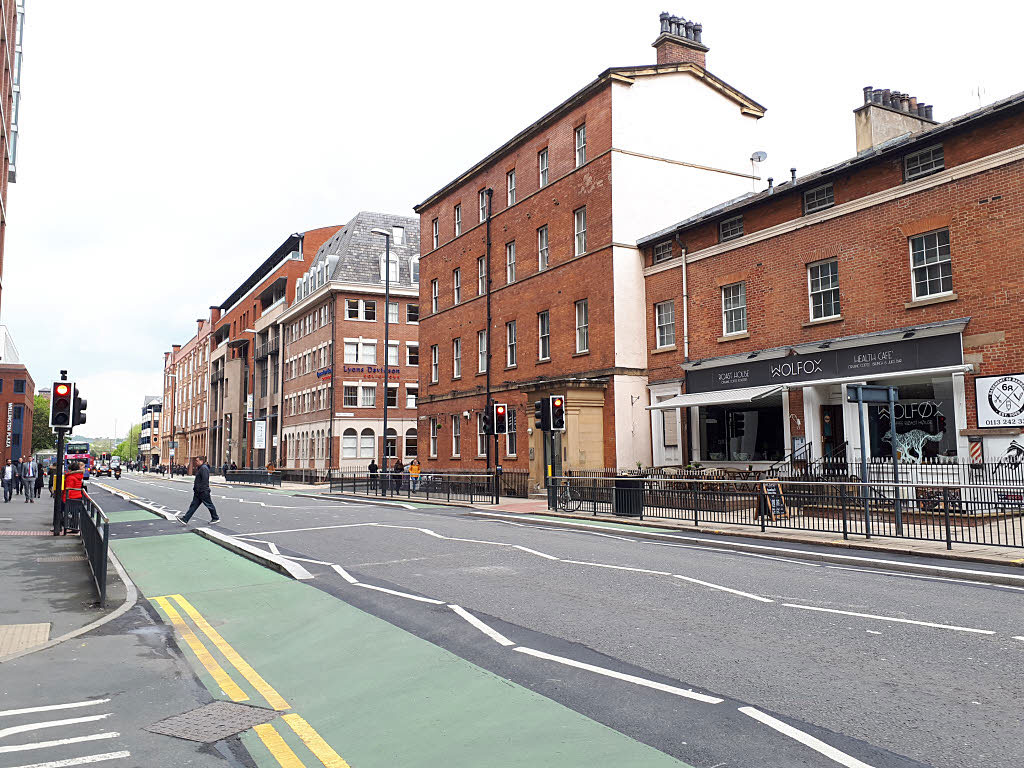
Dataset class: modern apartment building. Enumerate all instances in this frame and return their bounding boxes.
[207,226,339,470]
[644,87,1024,469]
[279,212,420,473]
[414,13,765,487]
[138,395,162,466]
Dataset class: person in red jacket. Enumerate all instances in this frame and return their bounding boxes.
[62,461,85,533]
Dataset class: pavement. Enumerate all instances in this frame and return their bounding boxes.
[6,472,1024,767]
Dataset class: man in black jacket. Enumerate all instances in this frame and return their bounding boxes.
[179,455,220,525]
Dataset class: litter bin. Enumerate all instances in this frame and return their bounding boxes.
[613,475,644,517]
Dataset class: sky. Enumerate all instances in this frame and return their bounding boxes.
[2,1,1021,440]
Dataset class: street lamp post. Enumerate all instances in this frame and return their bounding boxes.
[370,227,392,496]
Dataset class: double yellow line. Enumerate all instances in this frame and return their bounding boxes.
[152,594,350,767]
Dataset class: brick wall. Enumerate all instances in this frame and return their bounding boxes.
[0,365,35,465]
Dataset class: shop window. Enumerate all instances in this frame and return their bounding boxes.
[699,402,784,462]
[360,428,375,458]
[342,429,357,459]
[867,376,957,460]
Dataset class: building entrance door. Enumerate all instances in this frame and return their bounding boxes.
[820,404,845,458]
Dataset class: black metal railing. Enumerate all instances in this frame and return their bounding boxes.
[327,469,529,503]
[548,474,1024,549]
[224,470,281,487]
[80,493,110,606]
[279,468,330,484]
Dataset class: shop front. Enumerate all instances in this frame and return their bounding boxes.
[651,320,972,469]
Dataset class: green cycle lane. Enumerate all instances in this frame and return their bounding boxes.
[112,531,692,768]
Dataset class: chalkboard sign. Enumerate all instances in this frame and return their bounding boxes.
[762,480,787,520]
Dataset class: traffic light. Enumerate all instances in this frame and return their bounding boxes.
[50,382,73,428]
[481,405,494,436]
[550,395,565,431]
[493,403,508,435]
[534,399,550,431]
[72,386,88,427]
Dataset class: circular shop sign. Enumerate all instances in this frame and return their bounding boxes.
[988,376,1024,418]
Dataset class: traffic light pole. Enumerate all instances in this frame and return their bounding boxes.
[52,427,66,535]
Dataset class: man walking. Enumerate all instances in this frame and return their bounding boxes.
[13,457,23,497]
[2,459,14,502]
[179,455,220,526]
[21,456,37,503]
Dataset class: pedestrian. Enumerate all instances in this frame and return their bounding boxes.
[13,457,23,496]
[34,461,45,498]
[367,458,379,492]
[179,455,220,526]
[230,461,237,471]
[62,461,85,532]
[2,459,14,502]
[409,458,421,492]
[47,462,56,497]
[391,457,404,493]
[21,456,37,504]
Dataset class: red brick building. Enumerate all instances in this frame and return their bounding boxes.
[279,212,420,473]
[205,226,339,470]
[160,318,213,469]
[643,87,1024,470]
[414,14,765,488]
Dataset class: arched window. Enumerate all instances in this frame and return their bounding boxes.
[360,428,375,458]
[385,428,398,459]
[405,428,418,457]
[410,256,420,285]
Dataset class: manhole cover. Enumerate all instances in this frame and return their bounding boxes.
[36,555,87,562]
[145,701,280,743]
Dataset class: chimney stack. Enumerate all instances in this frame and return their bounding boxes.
[654,12,709,67]
[854,85,937,154]
[209,305,222,324]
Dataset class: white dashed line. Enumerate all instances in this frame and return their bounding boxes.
[514,647,723,704]
[448,605,515,646]
[739,706,875,768]
[330,565,359,584]
[352,583,445,604]
[673,574,774,603]
[562,560,672,576]
[0,733,121,754]
[7,750,132,767]
[0,714,113,740]
[0,701,110,718]
[783,604,995,634]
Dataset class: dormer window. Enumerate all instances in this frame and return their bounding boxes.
[380,252,399,283]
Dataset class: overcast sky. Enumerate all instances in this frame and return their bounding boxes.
[2,1,1020,440]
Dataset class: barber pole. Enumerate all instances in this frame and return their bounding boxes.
[969,439,984,466]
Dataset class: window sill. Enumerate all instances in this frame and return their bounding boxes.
[476,371,487,377]
[452,376,462,381]
[718,332,750,343]
[572,350,590,358]
[802,314,843,328]
[905,292,958,309]
[536,358,552,365]
[505,364,517,371]
[651,345,677,355]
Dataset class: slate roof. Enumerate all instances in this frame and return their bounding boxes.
[638,89,1024,247]
[310,211,420,288]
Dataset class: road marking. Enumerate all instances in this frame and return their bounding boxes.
[252,723,306,767]
[562,560,672,576]
[782,604,995,634]
[7,752,131,768]
[673,575,775,603]
[267,542,281,555]
[330,565,359,584]
[352,583,445,605]
[245,523,377,536]
[170,595,290,710]
[824,564,1024,592]
[1013,636,1024,642]
[280,555,335,566]
[281,713,352,768]
[151,597,248,702]
[448,605,515,646]
[0,701,110,718]
[514,647,723,704]
[0,714,112,739]
[738,706,875,768]
[513,545,559,560]
[0,733,121,754]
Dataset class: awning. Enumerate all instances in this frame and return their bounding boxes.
[647,384,782,410]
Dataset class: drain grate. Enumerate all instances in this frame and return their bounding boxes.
[145,701,280,743]
[36,554,87,562]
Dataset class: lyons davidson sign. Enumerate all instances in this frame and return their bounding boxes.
[686,333,963,393]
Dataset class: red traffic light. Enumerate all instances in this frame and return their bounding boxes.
[55,384,70,396]
[496,406,506,414]
[553,397,563,407]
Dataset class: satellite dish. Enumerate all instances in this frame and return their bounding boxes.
[750,151,768,163]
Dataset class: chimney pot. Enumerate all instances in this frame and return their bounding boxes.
[790,167,797,184]
[882,88,892,106]
[767,177,774,193]
[925,105,934,120]
[684,20,694,39]
[693,23,702,43]
[909,96,918,112]
[872,88,883,104]
[863,86,874,104]
[660,11,671,33]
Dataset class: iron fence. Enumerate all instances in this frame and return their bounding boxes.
[80,493,110,606]
[549,474,1024,550]
[328,469,529,503]
[278,468,330,484]
[225,469,282,487]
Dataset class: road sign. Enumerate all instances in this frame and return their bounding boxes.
[846,384,895,404]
